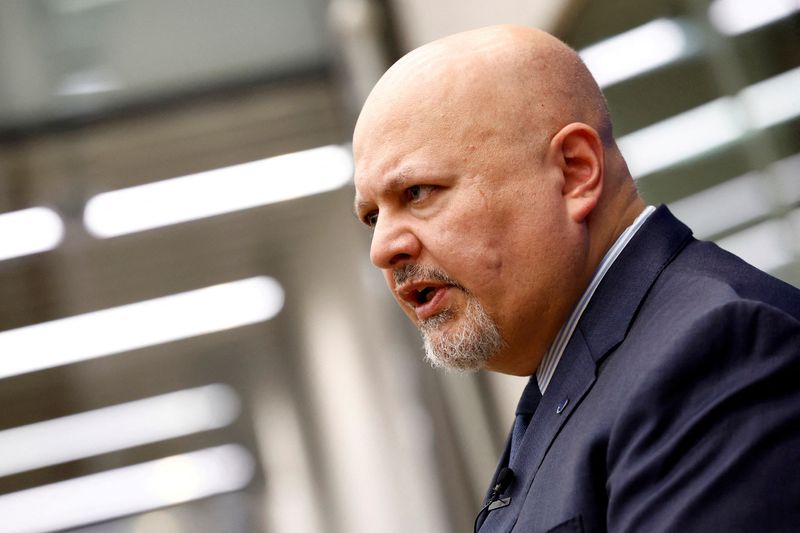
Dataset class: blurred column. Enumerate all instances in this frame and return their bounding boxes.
[328,0,392,119]
[263,189,452,533]
[0,2,52,125]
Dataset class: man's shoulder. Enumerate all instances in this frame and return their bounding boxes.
[622,205,800,319]
[607,235,800,391]
[600,291,800,531]
[641,236,800,324]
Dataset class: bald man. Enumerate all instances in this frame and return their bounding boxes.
[353,26,800,532]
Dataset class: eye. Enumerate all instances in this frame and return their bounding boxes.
[363,211,379,228]
[405,185,435,203]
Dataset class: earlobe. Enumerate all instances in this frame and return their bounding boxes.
[552,123,604,223]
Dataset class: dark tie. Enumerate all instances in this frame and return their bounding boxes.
[510,377,542,462]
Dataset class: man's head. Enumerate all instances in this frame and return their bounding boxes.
[353,25,644,375]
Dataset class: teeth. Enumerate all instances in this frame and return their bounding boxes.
[424,289,435,302]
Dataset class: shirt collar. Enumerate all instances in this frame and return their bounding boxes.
[535,205,656,394]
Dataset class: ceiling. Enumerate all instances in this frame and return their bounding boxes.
[0,0,332,129]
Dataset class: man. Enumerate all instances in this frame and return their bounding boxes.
[352,25,800,532]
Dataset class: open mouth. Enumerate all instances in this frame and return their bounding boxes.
[397,283,452,320]
[414,286,437,305]
[393,266,461,321]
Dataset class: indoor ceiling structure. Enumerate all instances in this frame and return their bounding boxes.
[0,1,797,532]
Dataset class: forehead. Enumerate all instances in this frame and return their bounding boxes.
[353,107,455,197]
[353,103,496,183]
[351,74,526,214]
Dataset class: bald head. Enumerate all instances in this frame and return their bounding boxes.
[355,25,614,161]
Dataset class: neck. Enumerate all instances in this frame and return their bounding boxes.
[588,182,646,277]
[485,187,646,377]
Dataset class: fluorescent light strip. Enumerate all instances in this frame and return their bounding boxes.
[709,0,800,35]
[84,144,353,238]
[772,152,800,204]
[741,66,800,129]
[619,66,800,178]
[0,276,283,380]
[579,18,690,88]
[619,97,745,177]
[0,207,64,261]
[57,68,122,97]
[0,444,254,533]
[789,208,800,253]
[667,172,774,239]
[0,384,239,478]
[717,218,794,273]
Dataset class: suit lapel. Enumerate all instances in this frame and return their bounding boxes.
[479,329,596,532]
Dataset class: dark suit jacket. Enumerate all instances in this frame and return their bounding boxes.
[478,206,800,532]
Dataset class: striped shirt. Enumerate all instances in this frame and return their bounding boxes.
[536,205,656,394]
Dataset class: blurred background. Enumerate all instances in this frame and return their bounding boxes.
[0,0,797,532]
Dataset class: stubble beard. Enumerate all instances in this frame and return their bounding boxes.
[393,264,505,372]
[419,294,504,372]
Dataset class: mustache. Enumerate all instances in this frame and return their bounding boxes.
[392,264,464,290]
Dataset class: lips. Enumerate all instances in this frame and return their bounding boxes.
[397,281,453,321]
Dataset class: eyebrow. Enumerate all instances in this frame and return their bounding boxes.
[353,173,413,218]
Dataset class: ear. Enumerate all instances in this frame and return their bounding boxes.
[550,122,604,223]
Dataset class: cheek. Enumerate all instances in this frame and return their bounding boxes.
[445,207,513,273]
[438,225,507,289]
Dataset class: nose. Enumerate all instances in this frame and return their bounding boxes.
[369,214,421,269]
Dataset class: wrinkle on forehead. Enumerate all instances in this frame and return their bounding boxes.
[353,172,411,215]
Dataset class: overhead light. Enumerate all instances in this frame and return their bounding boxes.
[84,145,353,238]
[717,218,794,273]
[789,208,800,249]
[771,152,800,205]
[619,66,800,178]
[667,172,774,239]
[47,0,127,14]
[0,444,254,533]
[0,207,64,262]
[579,18,690,88]
[57,67,122,97]
[0,276,283,380]
[740,66,800,129]
[618,97,744,177]
[0,384,240,478]
[709,0,800,35]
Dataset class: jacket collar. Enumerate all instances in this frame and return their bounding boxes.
[577,205,693,364]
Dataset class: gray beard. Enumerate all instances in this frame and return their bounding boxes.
[420,295,504,372]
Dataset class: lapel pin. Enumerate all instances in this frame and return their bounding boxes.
[556,398,569,414]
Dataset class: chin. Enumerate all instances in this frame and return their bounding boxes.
[419,305,503,372]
